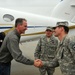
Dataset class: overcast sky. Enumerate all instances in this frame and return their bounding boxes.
[0,0,60,16]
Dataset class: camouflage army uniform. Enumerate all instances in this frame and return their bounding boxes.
[34,35,58,75]
[43,35,75,75]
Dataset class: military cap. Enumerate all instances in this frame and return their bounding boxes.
[46,26,53,31]
[53,21,69,29]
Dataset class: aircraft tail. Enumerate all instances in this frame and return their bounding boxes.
[51,0,75,24]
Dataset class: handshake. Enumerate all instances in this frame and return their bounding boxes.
[34,59,43,68]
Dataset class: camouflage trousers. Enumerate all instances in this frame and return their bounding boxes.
[39,66,55,75]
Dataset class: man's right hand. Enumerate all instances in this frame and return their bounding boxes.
[34,59,43,68]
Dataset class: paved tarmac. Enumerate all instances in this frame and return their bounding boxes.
[11,41,62,75]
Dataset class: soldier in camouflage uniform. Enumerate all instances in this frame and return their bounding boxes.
[34,27,58,75]
[40,21,75,75]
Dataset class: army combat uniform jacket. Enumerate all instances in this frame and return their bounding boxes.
[34,35,58,63]
[43,35,75,75]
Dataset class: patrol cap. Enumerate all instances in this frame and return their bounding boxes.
[53,21,69,29]
[46,26,53,31]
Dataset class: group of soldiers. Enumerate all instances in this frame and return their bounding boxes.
[34,21,75,75]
